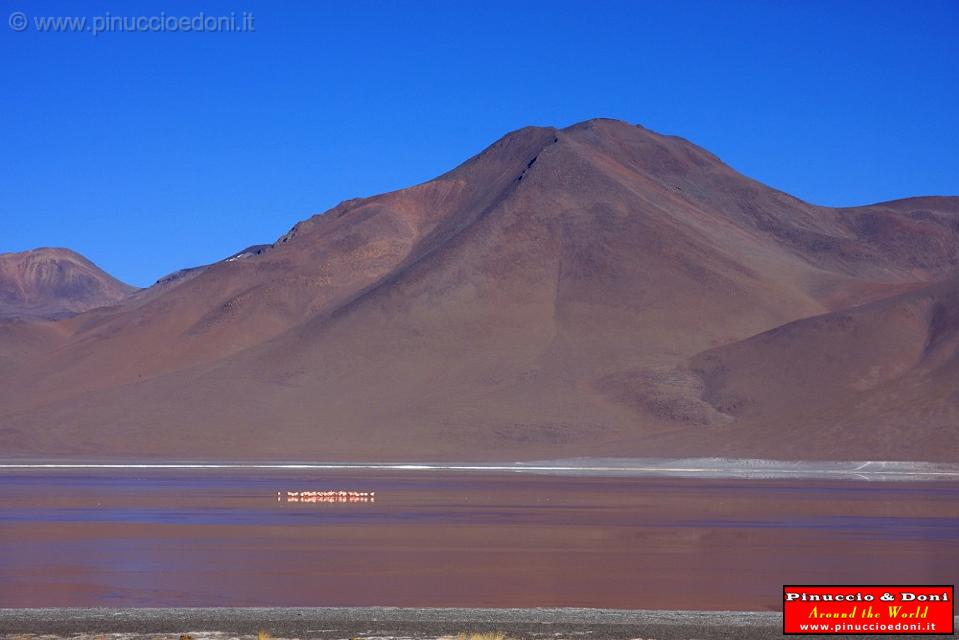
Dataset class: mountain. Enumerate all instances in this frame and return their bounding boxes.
[0,119,956,461]
[689,275,959,460]
[0,248,136,321]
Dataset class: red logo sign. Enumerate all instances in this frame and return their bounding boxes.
[783,585,954,635]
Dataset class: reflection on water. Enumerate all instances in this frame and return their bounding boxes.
[1,471,957,610]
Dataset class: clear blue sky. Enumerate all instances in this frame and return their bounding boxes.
[1,1,957,287]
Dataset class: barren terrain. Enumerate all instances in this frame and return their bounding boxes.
[1,119,957,461]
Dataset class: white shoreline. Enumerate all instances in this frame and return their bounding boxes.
[1,457,958,480]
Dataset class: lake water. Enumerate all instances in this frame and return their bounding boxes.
[1,470,957,610]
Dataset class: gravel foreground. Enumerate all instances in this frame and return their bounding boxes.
[0,608,955,640]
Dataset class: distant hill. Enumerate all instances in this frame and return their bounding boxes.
[0,248,135,321]
[1,119,956,462]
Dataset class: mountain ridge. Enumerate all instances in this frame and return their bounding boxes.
[1,118,956,461]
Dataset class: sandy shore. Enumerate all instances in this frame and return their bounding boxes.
[0,607,956,640]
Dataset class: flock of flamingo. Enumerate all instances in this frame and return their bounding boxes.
[277,490,376,504]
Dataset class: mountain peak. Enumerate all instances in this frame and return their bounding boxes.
[563,116,636,130]
[0,247,136,321]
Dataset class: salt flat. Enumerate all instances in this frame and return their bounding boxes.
[2,457,959,481]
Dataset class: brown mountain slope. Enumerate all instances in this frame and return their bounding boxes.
[0,248,135,321]
[689,276,959,461]
[0,119,956,461]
